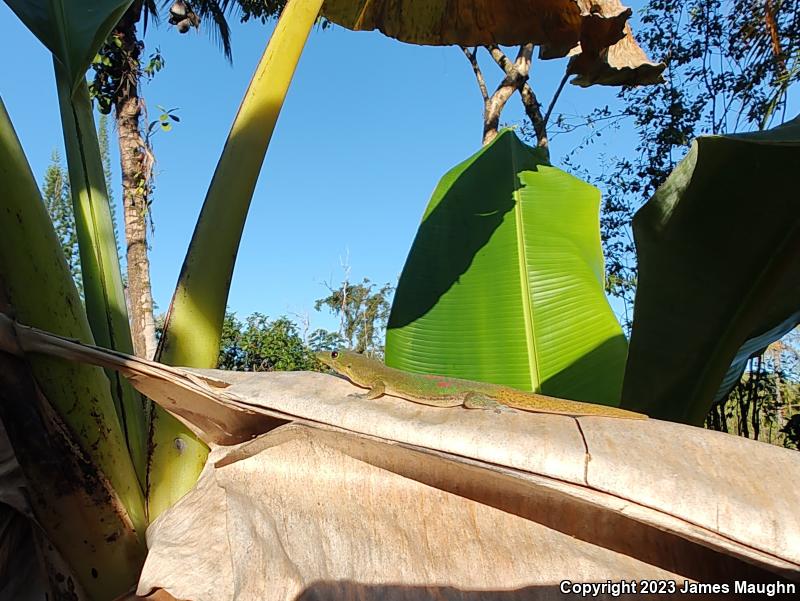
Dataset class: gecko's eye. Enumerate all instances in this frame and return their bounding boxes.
[331,351,339,359]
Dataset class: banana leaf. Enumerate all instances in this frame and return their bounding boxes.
[149,0,324,520]
[3,0,133,92]
[5,0,147,484]
[320,0,629,54]
[385,130,627,407]
[0,100,146,599]
[622,116,800,424]
[321,0,662,87]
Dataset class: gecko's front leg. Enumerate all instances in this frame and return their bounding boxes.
[349,380,386,400]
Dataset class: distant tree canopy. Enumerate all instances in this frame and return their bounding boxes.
[207,277,394,371]
[314,278,394,356]
[234,0,288,23]
[707,330,800,451]
[41,151,81,295]
[217,312,317,371]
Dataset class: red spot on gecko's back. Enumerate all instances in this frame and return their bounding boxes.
[436,381,453,388]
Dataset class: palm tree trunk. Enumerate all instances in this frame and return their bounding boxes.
[113,6,158,359]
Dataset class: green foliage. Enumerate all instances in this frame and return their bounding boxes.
[307,328,346,352]
[231,0,287,23]
[143,46,165,77]
[554,0,800,321]
[315,278,393,356]
[529,0,800,441]
[55,72,149,485]
[147,105,180,137]
[39,117,120,300]
[3,0,134,92]
[385,130,627,406]
[210,274,394,372]
[90,34,164,114]
[621,117,800,425]
[217,312,318,371]
[0,97,147,598]
[41,151,82,295]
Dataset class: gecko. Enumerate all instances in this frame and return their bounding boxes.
[316,350,647,420]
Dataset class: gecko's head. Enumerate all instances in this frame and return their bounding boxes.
[315,349,369,380]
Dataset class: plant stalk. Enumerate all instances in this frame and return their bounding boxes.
[148,0,324,519]
[55,62,149,488]
[0,98,147,597]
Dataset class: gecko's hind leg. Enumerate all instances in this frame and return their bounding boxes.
[463,393,506,414]
[348,380,385,400]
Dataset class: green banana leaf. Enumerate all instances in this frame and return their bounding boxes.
[385,130,627,406]
[149,0,324,520]
[5,0,147,484]
[3,0,132,92]
[0,99,146,597]
[621,116,800,424]
[54,67,147,485]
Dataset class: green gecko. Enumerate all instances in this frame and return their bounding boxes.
[316,350,647,420]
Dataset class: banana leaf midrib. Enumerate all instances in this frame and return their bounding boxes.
[511,139,540,391]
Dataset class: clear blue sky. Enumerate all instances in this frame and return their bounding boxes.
[1,2,787,335]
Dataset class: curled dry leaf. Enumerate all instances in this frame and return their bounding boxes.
[320,0,663,88]
[568,21,666,87]
[566,1,665,87]
[0,313,280,445]
[136,413,799,601]
[1,315,798,600]
[322,0,628,55]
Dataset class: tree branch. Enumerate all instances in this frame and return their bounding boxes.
[483,82,517,145]
[487,45,515,77]
[461,46,489,102]
[514,43,534,78]
[479,45,534,145]
[519,82,548,149]
[544,71,569,129]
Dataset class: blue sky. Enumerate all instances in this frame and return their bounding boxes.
[1,2,787,335]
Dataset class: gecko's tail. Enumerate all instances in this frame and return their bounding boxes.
[539,403,648,420]
[496,389,648,420]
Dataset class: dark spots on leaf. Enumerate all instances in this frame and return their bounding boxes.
[91,568,98,579]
